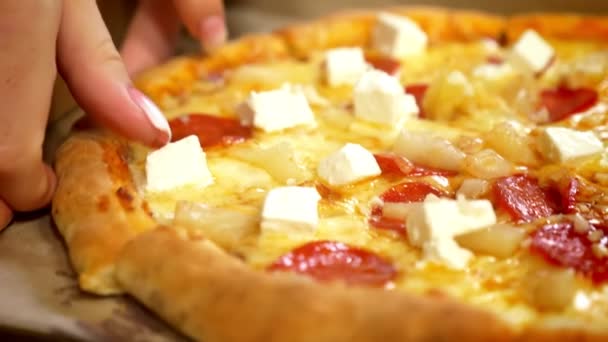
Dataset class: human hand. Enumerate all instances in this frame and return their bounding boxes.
[121,0,227,76]
[0,1,180,229]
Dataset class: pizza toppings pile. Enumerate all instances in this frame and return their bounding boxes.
[49,11,608,339]
[135,12,608,319]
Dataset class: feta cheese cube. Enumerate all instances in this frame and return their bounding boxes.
[373,12,428,58]
[510,29,555,74]
[324,47,368,86]
[239,85,316,132]
[145,135,213,192]
[354,70,419,125]
[318,143,381,187]
[539,127,603,162]
[261,186,321,235]
[406,195,497,269]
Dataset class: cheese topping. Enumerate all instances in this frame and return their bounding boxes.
[145,135,213,193]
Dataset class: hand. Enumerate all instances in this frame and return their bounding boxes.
[0,0,225,229]
[121,0,227,76]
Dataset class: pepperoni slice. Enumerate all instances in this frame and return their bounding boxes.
[267,241,397,286]
[368,216,407,236]
[540,86,598,122]
[404,84,429,118]
[380,182,445,203]
[365,54,401,75]
[169,114,252,148]
[373,153,456,177]
[492,174,559,222]
[559,177,580,214]
[530,221,608,284]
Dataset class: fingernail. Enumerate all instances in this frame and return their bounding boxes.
[127,87,172,146]
[200,16,227,52]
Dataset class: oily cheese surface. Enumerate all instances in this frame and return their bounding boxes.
[132,36,608,331]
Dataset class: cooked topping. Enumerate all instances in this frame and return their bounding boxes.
[393,130,466,171]
[538,127,603,163]
[463,149,515,179]
[317,143,381,187]
[457,178,490,199]
[378,182,446,204]
[231,142,309,184]
[324,47,368,86]
[365,54,401,75]
[483,121,539,166]
[492,174,558,222]
[238,85,316,132]
[472,63,513,81]
[373,153,456,177]
[530,220,608,283]
[267,240,397,286]
[169,113,252,148]
[260,186,320,235]
[524,267,577,312]
[287,84,330,107]
[423,71,473,121]
[540,86,598,122]
[509,29,555,74]
[353,70,419,125]
[173,201,258,251]
[404,83,429,118]
[406,195,497,269]
[455,223,525,258]
[372,12,427,58]
[145,135,214,193]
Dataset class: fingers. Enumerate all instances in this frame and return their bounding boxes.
[57,0,171,148]
[0,199,12,231]
[121,0,182,76]
[172,0,227,52]
[0,0,60,212]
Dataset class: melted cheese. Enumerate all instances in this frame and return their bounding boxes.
[136,39,608,330]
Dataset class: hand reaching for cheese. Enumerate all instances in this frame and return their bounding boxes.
[0,0,226,230]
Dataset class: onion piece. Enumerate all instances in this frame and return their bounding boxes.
[524,267,577,312]
[456,178,490,199]
[455,223,525,258]
[484,121,539,166]
[174,201,259,251]
[231,142,310,184]
[393,130,466,171]
[463,149,514,179]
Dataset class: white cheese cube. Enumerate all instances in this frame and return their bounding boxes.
[510,29,555,74]
[324,47,368,86]
[539,127,603,163]
[145,135,213,192]
[406,195,497,269]
[261,186,321,235]
[239,85,316,132]
[372,12,428,58]
[354,70,419,125]
[318,143,381,187]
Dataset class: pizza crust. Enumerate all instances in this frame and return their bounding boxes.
[116,227,514,342]
[52,6,608,340]
[52,132,157,294]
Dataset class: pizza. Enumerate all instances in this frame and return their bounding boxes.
[52,7,608,341]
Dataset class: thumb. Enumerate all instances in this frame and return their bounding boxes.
[57,0,171,147]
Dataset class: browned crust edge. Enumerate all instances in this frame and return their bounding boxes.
[53,6,608,341]
[52,132,157,294]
